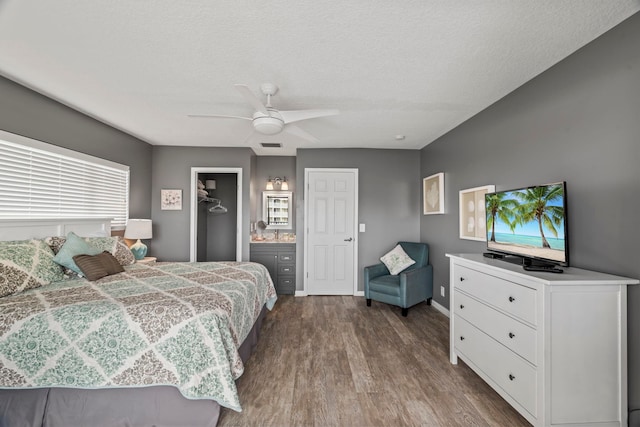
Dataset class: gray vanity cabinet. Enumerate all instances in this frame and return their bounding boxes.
[250,243,295,295]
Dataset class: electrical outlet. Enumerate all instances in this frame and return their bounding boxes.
[440,285,445,297]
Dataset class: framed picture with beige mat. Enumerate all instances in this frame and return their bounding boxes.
[459,184,494,241]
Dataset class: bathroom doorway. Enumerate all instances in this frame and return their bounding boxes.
[189,167,242,262]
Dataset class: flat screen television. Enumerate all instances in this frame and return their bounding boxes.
[485,181,568,268]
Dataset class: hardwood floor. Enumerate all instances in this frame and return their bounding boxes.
[218,296,530,427]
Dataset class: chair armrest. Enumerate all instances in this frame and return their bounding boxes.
[399,265,434,306]
[364,263,389,281]
[401,265,428,278]
[364,263,390,298]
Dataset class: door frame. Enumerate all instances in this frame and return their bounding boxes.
[303,168,359,295]
[189,167,243,262]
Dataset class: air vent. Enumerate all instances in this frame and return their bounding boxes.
[261,143,282,148]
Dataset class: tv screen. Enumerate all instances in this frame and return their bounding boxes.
[485,182,568,266]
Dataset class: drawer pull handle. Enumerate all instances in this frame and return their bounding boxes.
[460,336,465,341]
[459,277,465,282]
[509,374,516,381]
[508,296,515,302]
[508,332,515,339]
[459,304,464,309]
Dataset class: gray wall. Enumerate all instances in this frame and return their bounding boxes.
[296,148,421,292]
[0,76,152,219]
[420,12,640,413]
[151,146,255,262]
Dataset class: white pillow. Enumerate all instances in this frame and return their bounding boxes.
[380,244,416,275]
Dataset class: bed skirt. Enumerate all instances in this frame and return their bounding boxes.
[0,306,267,427]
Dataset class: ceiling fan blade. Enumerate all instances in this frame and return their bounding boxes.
[279,109,339,124]
[284,124,319,143]
[234,84,268,114]
[188,114,251,120]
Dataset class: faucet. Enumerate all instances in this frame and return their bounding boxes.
[274,229,279,241]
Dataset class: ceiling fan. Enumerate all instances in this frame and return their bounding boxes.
[189,83,339,143]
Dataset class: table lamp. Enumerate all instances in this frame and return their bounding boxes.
[124,219,152,260]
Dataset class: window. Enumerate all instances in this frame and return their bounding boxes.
[0,130,130,229]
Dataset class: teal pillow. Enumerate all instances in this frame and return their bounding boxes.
[53,232,102,275]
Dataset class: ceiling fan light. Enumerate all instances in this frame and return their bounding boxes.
[253,116,284,135]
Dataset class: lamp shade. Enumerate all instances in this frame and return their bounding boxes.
[205,180,216,190]
[124,219,153,239]
[124,219,152,260]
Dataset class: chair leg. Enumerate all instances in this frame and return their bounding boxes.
[401,307,408,317]
[366,298,371,307]
[427,297,432,306]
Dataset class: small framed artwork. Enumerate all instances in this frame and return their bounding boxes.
[459,185,495,241]
[423,173,445,215]
[161,189,182,210]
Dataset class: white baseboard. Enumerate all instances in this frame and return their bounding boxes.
[431,300,450,317]
[294,291,364,297]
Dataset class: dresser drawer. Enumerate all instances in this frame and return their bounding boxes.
[277,276,295,294]
[455,290,537,365]
[278,264,295,275]
[278,252,295,263]
[454,265,537,325]
[454,315,537,418]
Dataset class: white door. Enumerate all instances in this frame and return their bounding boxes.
[305,169,358,295]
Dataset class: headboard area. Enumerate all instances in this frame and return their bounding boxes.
[0,218,112,241]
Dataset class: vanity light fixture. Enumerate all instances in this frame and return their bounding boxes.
[266,176,288,190]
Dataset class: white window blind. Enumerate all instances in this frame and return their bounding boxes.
[0,130,130,228]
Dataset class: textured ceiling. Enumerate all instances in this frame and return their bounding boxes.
[1,1,638,155]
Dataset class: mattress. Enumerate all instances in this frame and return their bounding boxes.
[0,261,277,416]
[0,306,267,427]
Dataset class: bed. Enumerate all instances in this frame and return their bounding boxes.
[0,219,277,427]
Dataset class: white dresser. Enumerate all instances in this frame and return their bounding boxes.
[447,253,638,427]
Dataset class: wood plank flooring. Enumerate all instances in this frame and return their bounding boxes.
[218,296,530,427]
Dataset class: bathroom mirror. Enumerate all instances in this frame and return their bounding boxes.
[262,191,293,230]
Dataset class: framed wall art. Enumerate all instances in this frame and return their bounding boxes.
[423,172,445,215]
[161,189,182,210]
[459,185,495,240]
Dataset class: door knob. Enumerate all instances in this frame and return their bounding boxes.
[344,237,353,242]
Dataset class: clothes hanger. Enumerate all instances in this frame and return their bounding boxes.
[207,199,228,214]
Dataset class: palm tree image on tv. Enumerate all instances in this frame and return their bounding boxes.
[486,192,519,243]
[486,183,566,263]
[513,184,565,249]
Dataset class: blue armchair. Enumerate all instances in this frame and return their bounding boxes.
[364,242,433,316]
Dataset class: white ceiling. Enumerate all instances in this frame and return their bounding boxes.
[1,1,638,156]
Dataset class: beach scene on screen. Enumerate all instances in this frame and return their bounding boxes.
[486,183,566,263]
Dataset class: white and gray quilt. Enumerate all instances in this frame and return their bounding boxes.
[0,261,277,411]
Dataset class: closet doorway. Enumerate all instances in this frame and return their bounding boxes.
[189,167,242,262]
